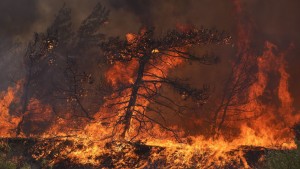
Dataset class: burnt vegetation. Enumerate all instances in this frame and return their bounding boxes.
[16,3,109,135]
[101,26,231,140]
[14,2,233,140]
[1,2,299,169]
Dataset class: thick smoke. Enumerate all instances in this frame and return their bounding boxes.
[0,0,300,133]
[0,0,38,39]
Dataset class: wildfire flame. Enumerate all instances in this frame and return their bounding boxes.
[0,0,299,168]
[0,82,22,137]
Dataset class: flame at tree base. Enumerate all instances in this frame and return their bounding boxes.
[0,39,299,168]
[0,136,298,169]
[0,1,299,168]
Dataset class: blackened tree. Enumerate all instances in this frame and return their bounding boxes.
[17,33,58,135]
[210,54,257,138]
[16,4,72,135]
[76,3,109,49]
[16,3,109,135]
[54,3,109,120]
[101,27,231,140]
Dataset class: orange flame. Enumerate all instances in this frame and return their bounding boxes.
[0,2,298,168]
[0,82,22,137]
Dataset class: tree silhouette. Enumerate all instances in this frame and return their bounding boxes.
[16,3,109,135]
[16,4,72,135]
[101,27,231,140]
[210,54,257,138]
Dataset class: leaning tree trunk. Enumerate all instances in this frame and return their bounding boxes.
[16,65,32,136]
[211,73,233,138]
[120,55,150,139]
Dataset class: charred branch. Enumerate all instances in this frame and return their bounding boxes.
[100,26,231,140]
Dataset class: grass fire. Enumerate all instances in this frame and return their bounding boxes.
[0,0,300,168]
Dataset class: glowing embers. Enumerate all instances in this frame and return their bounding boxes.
[26,137,264,168]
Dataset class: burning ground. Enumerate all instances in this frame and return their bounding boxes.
[0,0,300,168]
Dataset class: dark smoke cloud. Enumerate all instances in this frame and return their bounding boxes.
[1,0,299,43]
[0,0,235,41]
[107,0,234,32]
[108,0,153,25]
[0,0,38,39]
[0,0,299,108]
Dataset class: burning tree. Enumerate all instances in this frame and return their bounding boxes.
[17,32,58,135]
[1,1,300,168]
[100,27,231,140]
[16,3,109,135]
[210,53,257,138]
[54,3,109,120]
[16,5,72,135]
[209,0,259,138]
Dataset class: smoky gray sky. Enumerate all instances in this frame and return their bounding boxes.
[0,0,300,107]
[0,0,234,41]
[1,0,299,44]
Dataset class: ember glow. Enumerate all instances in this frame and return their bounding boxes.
[0,0,299,168]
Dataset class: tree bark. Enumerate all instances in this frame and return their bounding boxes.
[120,55,150,139]
[16,64,32,136]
